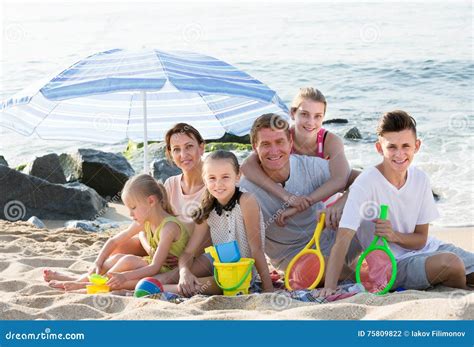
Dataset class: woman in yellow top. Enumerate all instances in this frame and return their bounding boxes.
[44,174,189,291]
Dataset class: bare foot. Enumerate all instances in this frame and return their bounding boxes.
[48,280,66,290]
[63,281,88,291]
[49,280,88,291]
[43,269,76,282]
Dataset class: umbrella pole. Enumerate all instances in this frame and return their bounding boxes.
[142,91,148,174]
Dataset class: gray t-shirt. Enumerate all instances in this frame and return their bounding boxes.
[240,154,332,270]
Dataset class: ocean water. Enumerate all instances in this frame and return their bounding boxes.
[0,1,472,227]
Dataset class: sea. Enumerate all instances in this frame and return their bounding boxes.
[0,1,472,227]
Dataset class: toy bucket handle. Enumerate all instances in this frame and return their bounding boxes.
[214,261,254,292]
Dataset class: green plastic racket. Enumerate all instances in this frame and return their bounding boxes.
[355,204,397,295]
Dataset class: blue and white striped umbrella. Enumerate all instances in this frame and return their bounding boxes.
[1,48,289,171]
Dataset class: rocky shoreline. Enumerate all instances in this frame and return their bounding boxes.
[0,122,380,230]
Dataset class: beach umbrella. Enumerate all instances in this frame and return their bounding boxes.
[1,48,289,171]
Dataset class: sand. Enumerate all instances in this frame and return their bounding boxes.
[0,203,472,320]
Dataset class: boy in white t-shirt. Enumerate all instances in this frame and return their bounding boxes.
[320,110,473,295]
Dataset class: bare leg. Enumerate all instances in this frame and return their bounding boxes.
[163,276,222,297]
[48,254,129,290]
[426,253,468,289]
[43,269,78,282]
[117,253,213,290]
[110,235,147,256]
[106,255,148,274]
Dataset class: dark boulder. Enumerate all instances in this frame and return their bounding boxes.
[0,166,107,221]
[60,149,134,198]
[0,156,8,167]
[25,153,66,184]
[323,118,349,125]
[208,132,250,145]
[344,127,362,140]
[152,158,182,183]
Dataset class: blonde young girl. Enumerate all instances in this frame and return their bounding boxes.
[44,174,189,291]
[241,87,351,226]
[158,150,273,296]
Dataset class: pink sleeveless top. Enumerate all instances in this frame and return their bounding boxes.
[291,127,329,159]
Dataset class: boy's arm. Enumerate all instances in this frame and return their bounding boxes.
[375,220,429,250]
[320,227,356,296]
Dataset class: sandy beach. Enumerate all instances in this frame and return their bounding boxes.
[0,203,472,320]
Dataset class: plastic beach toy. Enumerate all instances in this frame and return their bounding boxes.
[355,205,397,295]
[86,274,110,294]
[205,241,241,263]
[285,213,326,290]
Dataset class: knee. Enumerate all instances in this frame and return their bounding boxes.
[107,253,127,263]
[438,253,465,276]
[118,254,140,266]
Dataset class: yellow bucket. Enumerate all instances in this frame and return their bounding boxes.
[86,284,110,294]
[213,258,255,296]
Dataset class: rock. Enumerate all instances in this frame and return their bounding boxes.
[0,166,107,221]
[152,159,182,183]
[60,149,135,198]
[124,142,167,173]
[208,132,250,145]
[323,118,349,125]
[64,220,99,232]
[432,190,441,201]
[344,127,362,140]
[27,216,46,229]
[0,156,8,167]
[24,153,66,184]
[64,217,129,232]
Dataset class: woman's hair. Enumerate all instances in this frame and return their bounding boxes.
[122,174,175,216]
[290,87,327,115]
[191,150,239,224]
[164,123,205,163]
[376,110,417,137]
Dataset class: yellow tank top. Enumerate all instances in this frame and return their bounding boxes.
[143,216,189,273]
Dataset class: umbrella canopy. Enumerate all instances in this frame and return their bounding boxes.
[1,48,289,171]
[0,49,288,143]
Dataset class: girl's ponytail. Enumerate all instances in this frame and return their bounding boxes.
[156,183,175,216]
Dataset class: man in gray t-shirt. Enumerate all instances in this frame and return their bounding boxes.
[240,114,337,270]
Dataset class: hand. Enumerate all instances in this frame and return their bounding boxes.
[315,287,336,298]
[374,219,398,243]
[164,255,179,268]
[318,199,344,230]
[285,194,311,212]
[106,272,128,290]
[276,207,298,227]
[89,262,103,275]
[177,270,202,297]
